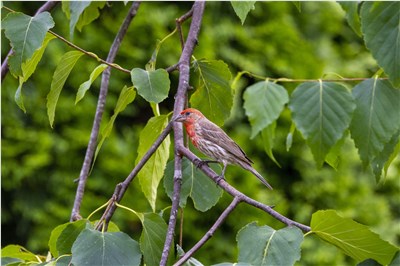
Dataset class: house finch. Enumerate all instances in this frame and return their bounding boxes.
[174,108,273,189]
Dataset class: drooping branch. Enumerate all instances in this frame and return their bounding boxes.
[70,1,141,221]
[160,2,206,265]
[1,1,59,80]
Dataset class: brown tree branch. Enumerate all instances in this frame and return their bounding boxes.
[160,2,206,265]
[70,1,141,221]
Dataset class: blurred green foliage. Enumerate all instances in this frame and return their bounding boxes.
[1,2,399,265]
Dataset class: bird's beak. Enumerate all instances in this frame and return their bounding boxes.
[174,114,185,122]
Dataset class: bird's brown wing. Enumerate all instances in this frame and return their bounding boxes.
[197,119,253,164]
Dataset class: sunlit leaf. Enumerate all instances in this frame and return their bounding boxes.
[237,223,303,266]
[349,79,400,168]
[68,1,91,39]
[1,245,39,262]
[289,82,355,167]
[2,12,55,76]
[46,51,84,128]
[243,80,288,139]
[231,1,256,24]
[311,210,398,265]
[76,64,108,104]
[71,229,141,266]
[190,59,233,126]
[164,158,223,212]
[76,1,106,31]
[361,2,400,87]
[131,68,170,104]
[137,115,170,212]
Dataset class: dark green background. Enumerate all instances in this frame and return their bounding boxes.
[2,2,399,265]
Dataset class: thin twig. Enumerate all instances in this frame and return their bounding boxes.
[70,1,141,221]
[176,6,194,50]
[174,197,241,266]
[94,121,174,230]
[160,2,205,265]
[1,1,59,80]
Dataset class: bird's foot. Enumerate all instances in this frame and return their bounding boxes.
[193,159,219,169]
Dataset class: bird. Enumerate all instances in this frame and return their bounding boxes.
[174,108,273,189]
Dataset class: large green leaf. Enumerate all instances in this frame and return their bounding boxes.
[237,223,303,266]
[311,210,398,265]
[164,158,223,212]
[75,1,106,32]
[48,220,88,257]
[137,115,170,212]
[349,79,400,168]
[361,2,400,87]
[289,82,355,167]
[190,59,233,126]
[339,2,362,37]
[137,212,168,266]
[47,51,84,128]
[76,64,108,104]
[71,229,141,266]
[243,80,288,138]
[131,68,170,104]
[93,86,136,168]
[231,1,256,24]
[2,11,55,76]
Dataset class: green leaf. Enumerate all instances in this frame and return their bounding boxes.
[237,223,303,266]
[289,82,355,167]
[231,1,256,24]
[137,212,168,266]
[2,12,55,76]
[71,229,141,266]
[75,1,106,32]
[261,121,280,167]
[243,81,288,139]
[371,130,400,182]
[339,2,362,37]
[15,77,26,113]
[286,122,296,152]
[292,2,301,12]
[310,210,398,265]
[324,131,348,171]
[76,64,108,104]
[48,220,88,257]
[131,68,170,104]
[1,245,39,262]
[68,1,91,39]
[361,2,400,87]
[349,79,400,168]
[137,115,170,212]
[21,32,56,82]
[384,138,400,178]
[14,33,57,113]
[93,86,136,167]
[46,51,84,128]
[164,158,223,212]
[190,59,233,126]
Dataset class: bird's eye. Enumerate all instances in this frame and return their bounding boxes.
[185,112,190,116]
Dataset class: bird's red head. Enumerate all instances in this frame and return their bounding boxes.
[174,108,205,124]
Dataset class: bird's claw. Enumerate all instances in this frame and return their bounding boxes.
[194,158,209,169]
